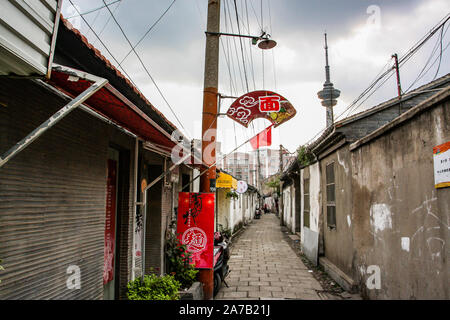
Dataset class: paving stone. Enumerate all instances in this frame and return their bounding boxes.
[222,291,248,299]
[215,214,324,301]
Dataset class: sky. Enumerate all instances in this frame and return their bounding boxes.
[62,0,450,156]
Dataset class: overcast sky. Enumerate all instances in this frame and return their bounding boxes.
[62,0,450,155]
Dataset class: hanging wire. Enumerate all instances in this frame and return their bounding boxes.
[101,0,191,139]
[118,0,177,68]
[300,13,450,149]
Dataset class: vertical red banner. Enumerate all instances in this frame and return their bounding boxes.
[177,192,215,269]
[104,159,117,285]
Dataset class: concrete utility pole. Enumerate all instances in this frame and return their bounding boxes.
[199,0,220,300]
[279,144,284,226]
[392,53,402,99]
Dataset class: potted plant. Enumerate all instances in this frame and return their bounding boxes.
[165,232,200,299]
[127,272,181,300]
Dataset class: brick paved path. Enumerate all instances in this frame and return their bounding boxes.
[215,213,324,300]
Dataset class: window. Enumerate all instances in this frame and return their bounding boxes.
[303,178,310,228]
[326,162,336,228]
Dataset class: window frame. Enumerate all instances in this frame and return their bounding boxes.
[303,177,310,228]
[326,162,336,229]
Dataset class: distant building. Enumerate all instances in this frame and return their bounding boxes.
[220,148,294,187]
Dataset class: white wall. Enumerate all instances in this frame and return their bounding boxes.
[309,162,321,232]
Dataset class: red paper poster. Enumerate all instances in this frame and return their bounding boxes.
[103,159,117,285]
[177,192,215,269]
[227,90,296,128]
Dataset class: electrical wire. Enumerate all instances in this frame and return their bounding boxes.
[92,0,124,47]
[118,0,177,68]
[233,0,250,92]
[101,0,191,139]
[300,13,450,150]
[66,0,121,19]
[67,0,138,89]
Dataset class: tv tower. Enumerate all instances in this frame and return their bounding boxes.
[317,33,340,127]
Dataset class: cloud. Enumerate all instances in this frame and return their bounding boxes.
[62,0,450,154]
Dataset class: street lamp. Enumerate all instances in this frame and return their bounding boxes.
[205,31,277,50]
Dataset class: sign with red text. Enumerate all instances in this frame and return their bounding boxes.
[434,141,450,188]
[177,192,215,268]
[104,159,117,285]
[227,90,296,128]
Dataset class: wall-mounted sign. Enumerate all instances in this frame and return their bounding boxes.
[177,192,215,268]
[226,90,296,128]
[216,172,238,189]
[433,141,450,188]
[236,180,248,194]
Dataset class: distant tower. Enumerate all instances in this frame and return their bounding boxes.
[317,33,340,127]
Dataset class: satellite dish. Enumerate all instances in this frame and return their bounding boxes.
[258,39,277,50]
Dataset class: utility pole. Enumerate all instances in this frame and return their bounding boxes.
[199,0,220,300]
[392,53,402,100]
[279,144,284,226]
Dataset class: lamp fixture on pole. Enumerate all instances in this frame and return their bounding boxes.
[205,30,277,50]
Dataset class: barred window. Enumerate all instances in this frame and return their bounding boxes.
[326,162,336,229]
[303,178,310,228]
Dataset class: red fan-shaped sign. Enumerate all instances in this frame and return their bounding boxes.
[226,90,296,128]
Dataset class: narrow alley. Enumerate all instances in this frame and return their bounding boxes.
[216,213,324,300]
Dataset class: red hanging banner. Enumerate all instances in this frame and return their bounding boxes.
[103,159,117,285]
[249,124,273,150]
[177,192,215,269]
[226,90,296,128]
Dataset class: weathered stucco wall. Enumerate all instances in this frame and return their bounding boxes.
[320,145,355,278]
[309,162,321,232]
[351,100,449,299]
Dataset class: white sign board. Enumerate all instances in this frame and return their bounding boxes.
[433,142,450,189]
[236,180,248,194]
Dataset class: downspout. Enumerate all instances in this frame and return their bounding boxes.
[0,65,108,168]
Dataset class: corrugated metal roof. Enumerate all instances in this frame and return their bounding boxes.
[0,0,61,77]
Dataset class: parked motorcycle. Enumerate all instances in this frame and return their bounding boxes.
[213,231,230,297]
[254,208,262,219]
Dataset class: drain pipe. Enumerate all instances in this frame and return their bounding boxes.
[0,64,108,169]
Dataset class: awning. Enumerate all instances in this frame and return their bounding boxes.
[48,68,175,149]
[216,172,237,189]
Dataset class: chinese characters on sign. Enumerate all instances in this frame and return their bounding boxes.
[433,141,450,188]
[177,192,215,268]
[259,95,280,112]
[227,90,296,128]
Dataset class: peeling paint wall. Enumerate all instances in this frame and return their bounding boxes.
[351,100,449,299]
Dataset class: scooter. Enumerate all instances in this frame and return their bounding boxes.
[213,231,230,297]
[254,208,262,219]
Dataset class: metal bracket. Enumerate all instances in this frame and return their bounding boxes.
[0,65,108,169]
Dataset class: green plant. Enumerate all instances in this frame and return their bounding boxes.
[165,232,198,289]
[297,145,315,166]
[218,224,232,240]
[266,176,280,189]
[225,190,239,200]
[233,221,243,233]
[127,273,181,300]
